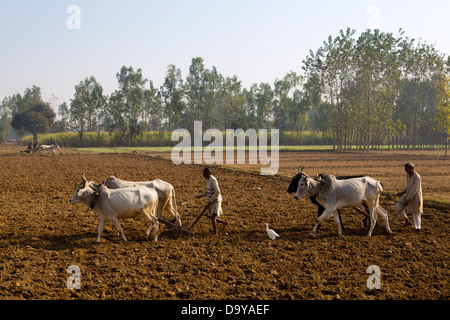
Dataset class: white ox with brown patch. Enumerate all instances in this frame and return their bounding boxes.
[70,174,160,242]
[293,171,392,237]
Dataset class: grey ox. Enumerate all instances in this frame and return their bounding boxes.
[104,176,182,227]
[293,170,392,237]
[70,174,160,242]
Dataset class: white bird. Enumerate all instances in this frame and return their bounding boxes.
[265,223,280,240]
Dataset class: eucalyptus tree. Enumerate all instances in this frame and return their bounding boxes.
[106,90,128,144]
[184,57,206,129]
[219,75,246,130]
[51,102,70,133]
[302,54,327,144]
[244,82,274,130]
[200,66,224,129]
[116,66,147,146]
[290,88,311,144]
[303,28,356,150]
[161,64,185,132]
[0,112,10,142]
[396,37,445,148]
[253,82,274,129]
[0,96,15,142]
[69,76,105,143]
[142,80,165,144]
[243,86,257,129]
[353,29,400,151]
[272,71,301,132]
[436,74,450,155]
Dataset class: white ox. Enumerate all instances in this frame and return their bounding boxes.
[38,144,60,154]
[70,174,160,242]
[104,176,182,227]
[293,171,392,237]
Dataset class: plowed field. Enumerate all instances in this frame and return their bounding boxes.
[0,148,448,300]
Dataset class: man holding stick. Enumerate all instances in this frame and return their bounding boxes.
[395,162,423,232]
[197,167,227,235]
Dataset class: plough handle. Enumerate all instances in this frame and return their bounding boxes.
[188,205,210,231]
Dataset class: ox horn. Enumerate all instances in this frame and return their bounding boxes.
[81,173,87,182]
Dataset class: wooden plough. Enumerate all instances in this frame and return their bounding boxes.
[157,217,192,234]
[157,205,210,234]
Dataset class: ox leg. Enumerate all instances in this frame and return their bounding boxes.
[96,218,106,242]
[376,205,393,234]
[166,199,182,227]
[150,217,159,242]
[367,203,377,237]
[144,217,159,241]
[312,198,324,231]
[145,222,154,238]
[143,206,159,242]
[363,203,370,228]
[110,216,127,241]
[169,190,182,227]
[332,211,343,236]
[171,207,182,227]
[145,222,158,241]
[310,209,333,238]
[337,210,346,232]
[154,196,166,224]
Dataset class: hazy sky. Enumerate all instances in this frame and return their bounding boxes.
[1,0,449,109]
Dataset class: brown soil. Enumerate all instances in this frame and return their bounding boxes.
[0,149,448,300]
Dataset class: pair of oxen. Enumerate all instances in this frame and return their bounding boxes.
[287,168,393,237]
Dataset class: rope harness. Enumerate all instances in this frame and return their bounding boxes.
[89,188,101,209]
[313,179,325,198]
[76,182,103,210]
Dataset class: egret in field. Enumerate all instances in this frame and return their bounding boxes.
[265,223,280,240]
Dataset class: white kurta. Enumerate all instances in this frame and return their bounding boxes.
[201,175,223,217]
[396,171,423,229]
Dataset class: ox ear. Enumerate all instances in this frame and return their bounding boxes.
[298,166,304,174]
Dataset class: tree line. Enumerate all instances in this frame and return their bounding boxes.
[303,28,449,152]
[1,28,449,152]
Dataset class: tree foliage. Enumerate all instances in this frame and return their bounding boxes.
[1,28,448,150]
[436,74,450,155]
[11,102,55,143]
[302,28,446,151]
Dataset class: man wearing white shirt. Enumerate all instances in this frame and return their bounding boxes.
[395,163,423,232]
[197,167,227,235]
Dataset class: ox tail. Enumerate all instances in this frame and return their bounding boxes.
[376,181,384,193]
